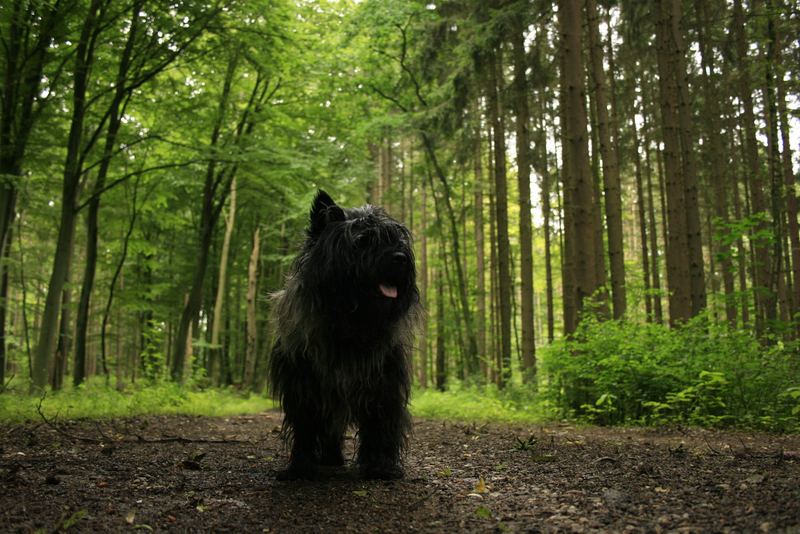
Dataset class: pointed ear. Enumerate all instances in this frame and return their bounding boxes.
[308,189,345,238]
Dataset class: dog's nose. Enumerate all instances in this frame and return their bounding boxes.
[392,252,408,264]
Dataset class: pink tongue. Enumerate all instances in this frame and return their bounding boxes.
[379,284,398,299]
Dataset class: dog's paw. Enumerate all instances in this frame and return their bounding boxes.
[360,462,404,480]
[275,463,318,481]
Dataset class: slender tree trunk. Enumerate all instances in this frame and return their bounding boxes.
[486,43,512,387]
[734,0,772,331]
[510,19,536,381]
[243,226,260,388]
[777,59,800,320]
[538,101,555,343]
[474,130,486,375]
[763,1,785,330]
[419,177,429,388]
[631,110,652,320]
[209,177,236,384]
[420,133,479,374]
[586,0,625,319]
[435,267,446,392]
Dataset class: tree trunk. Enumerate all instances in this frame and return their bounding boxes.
[586,0,625,319]
[670,0,706,317]
[696,0,735,325]
[510,19,536,382]
[733,0,773,331]
[243,226,260,389]
[209,177,236,384]
[655,0,692,325]
[559,0,599,328]
[486,43,512,387]
[435,267,446,392]
[538,99,555,343]
[33,0,103,390]
[631,109,652,320]
[420,134,479,375]
[419,177,429,388]
[473,130,486,375]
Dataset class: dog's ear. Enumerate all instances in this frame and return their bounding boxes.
[309,189,345,238]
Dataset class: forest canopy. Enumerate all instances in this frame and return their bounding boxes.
[1,0,799,431]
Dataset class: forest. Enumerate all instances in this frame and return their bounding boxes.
[1,0,800,425]
[2,0,800,531]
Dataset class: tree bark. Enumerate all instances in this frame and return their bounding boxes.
[209,177,236,384]
[243,226,260,388]
[655,0,692,325]
[559,0,599,329]
[486,43,512,387]
[510,19,536,381]
[586,0,625,319]
[733,0,773,331]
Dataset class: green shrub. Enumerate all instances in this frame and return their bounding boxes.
[540,314,800,431]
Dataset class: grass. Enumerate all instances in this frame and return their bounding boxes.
[0,380,275,424]
[410,385,548,424]
[0,379,548,426]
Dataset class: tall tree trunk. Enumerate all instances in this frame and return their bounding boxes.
[486,43,512,387]
[474,130,486,375]
[762,0,785,330]
[586,0,625,319]
[510,19,536,381]
[559,0,599,329]
[419,175,429,388]
[0,2,63,379]
[243,226,260,389]
[655,0,692,325]
[631,110,652,320]
[777,56,800,320]
[734,0,773,331]
[435,267,446,392]
[641,98,665,324]
[74,0,141,386]
[209,177,236,384]
[669,0,706,317]
[538,100,555,343]
[697,0,735,325]
[33,0,104,390]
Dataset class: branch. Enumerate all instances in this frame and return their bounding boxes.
[367,83,409,113]
[75,158,206,211]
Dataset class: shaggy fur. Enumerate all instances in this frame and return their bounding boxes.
[269,190,419,480]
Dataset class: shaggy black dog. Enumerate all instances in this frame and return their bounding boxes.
[269,190,419,480]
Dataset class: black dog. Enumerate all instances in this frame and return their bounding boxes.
[269,190,419,480]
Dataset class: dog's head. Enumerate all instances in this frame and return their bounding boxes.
[298,190,418,329]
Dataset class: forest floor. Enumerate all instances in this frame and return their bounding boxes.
[1,411,799,533]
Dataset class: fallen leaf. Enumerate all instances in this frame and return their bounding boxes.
[125,511,136,525]
[473,477,489,494]
[352,490,368,497]
[96,480,108,488]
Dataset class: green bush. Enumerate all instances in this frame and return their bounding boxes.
[540,314,800,431]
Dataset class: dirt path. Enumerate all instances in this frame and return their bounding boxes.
[2,411,799,532]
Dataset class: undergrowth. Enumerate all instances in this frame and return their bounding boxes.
[0,379,274,424]
[539,313,800,432]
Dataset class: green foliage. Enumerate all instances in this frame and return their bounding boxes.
[0,380,273,424]
[410,383,546,424]
[540,314,800,431]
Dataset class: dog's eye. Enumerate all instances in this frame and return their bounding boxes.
[354,234,367,248]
